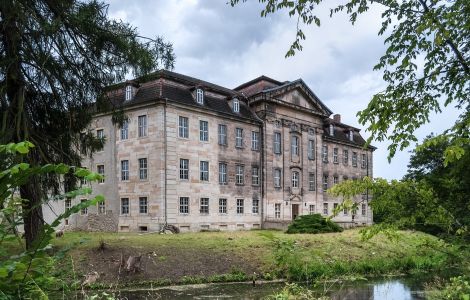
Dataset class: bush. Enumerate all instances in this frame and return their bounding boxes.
[286,214,343,234]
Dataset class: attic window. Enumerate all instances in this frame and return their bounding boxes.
[329,124,334,136]
[349,130,354,142]
[233,98,240,113]
[125,85,133,101]
[196,88,204,104]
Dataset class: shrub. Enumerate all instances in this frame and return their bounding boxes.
[286,214,343,234]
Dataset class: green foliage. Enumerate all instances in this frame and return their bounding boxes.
[0,142,104,299]
[427,276,470,300]
[231,0,469,163]
[286,214,343,234]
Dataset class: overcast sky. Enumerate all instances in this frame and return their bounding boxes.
[105,0,459,180]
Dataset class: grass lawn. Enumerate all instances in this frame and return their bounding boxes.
[48,228,458,288]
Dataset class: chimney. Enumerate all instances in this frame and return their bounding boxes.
[333,114,341,123]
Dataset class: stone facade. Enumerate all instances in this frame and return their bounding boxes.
[48,70,374,232]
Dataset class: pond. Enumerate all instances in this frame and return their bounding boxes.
[79,276,430,299]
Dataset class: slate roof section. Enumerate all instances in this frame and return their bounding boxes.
[233,75,284,91]
[323,121,376,150]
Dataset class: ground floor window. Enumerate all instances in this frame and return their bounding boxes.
[309,204,315,214]
[275,203,281,219]
[139,197,148,214]
[200,198,209,214]
[98,200,106,214]
[252,199,259,214]
[80,199,88,215]
[179,197,189,214]
[120,198,129,215]
[323,203,328,215]
[237,199,244,214]
[219,198,227,214]
[362,203,367,216]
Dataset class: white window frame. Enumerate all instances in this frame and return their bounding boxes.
[252,166,259,186]
[196,88,204,104]
[235,128,243,148]
[309,204,315,215]
[343,149,349,165]
[274,168,282,188]
[309,173,315,191]
[291,136,299,156]
[218,124,227,145]
[292,171,299,188]
[199,120,209,142]
[138,115,147,137]
[80,199,88,215]
[200,198,209,214]
[308,140,315,160]
[96,129,104,140]
[120,119,128,140]
[125,85,133,101]
[236,199,244,214]
[323,175,328,192]
[333,148,339,163]
[323,203,329,215]
[200,161,209,181]
[349,130,354,141]
[180,158,189,180]
[252,199,259,214]
[251,131,259,150]
[233,98,240,113]
[361,154,367,168]
[65,198,72,212]
[362,203,367,216]
[322,145,328,163]
[329,124,334,136]
[274,132,281,154]
[98,200,106,214]
[275,203,281,219]
[219,198,227,214]
[138,158,148,180]
[179,116,189,138]
[97,164,105,183]
[219,162,227,184]
[236,164,244,185]
[179,197,189,214]
[121,160,129,181]
[139,197,148,214]
[352,152,358,167]
[120,198,129,215]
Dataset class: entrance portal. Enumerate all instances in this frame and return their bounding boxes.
[292,204,299,220]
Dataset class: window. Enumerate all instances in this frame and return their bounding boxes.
[252,199,259,214]
[199,120,208,141]
[323,175,328,192]
[362,203,367,216]
[309,173,315,191]
[236,165,244,185]
[139,197,148,214]
[200,198,209,214]
[98,200,106,214]
[65,198,71,212]
[80,199,88,215]
[121,120,129,140]
[180,159,189,180]
[179,116,189,138]
[323,203,328,215]
[333,176,339,185]
[196,88,204,104]
[200,161,209,181]
[179,197,189,214]
[251,131,259,150]
[322,145,328,162]
[329,124,334,136]
[309,204,315,215]
[308,140,315,160]
[218,124,227,145]
[219,198,227,214]
[120,120,129,140]
[274,132,282,154]
[291,136,299,156]
[292,171,299,188]
[361,154,367,168]
[343,149,349,165]
[349,130,354,141]
[121,160,129,181]
[80,168,88,185]
[309,128,315,136]
[334,203,339,213]
[121,198,129,215]
[352,152,358,167]
[233,98,240,113]
[96,129,104,140]
[219,163,227,184]
[138,115,147,137]
[274,168,282,187]
[139,158,148,180]
[333,148,338,163]
[237,199,244,214]
[235,128,243,148]
[97,165,105,183]
[252,166,259,185]
[125,85,133,101]
[275,203,281,218]
[343,207,348,215]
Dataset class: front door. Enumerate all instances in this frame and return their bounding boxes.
[292,204,299,220]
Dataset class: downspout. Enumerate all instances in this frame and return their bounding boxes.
[164,98,168,225]
[260,121,265,226]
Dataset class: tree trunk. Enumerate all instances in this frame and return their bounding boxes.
[20,176,44,250]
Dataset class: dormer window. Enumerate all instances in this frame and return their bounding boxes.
[349,130,354,141]
[329,124,334,136]
[233,98,240,113]
[196,88,204,104]
[125,85,133,101]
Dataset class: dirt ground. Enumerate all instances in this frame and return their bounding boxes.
[75,244,262,284]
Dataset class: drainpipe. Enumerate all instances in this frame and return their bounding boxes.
[260,121,265,226]
[164,98,168,225]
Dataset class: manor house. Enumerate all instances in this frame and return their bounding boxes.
[48,70,375,232]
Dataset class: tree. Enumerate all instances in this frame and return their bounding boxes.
[231,0,469,161]
[0,0,175,248]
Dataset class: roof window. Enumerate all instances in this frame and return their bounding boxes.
[125,85,133,101]
[329,124,334,136]
[233,98,240,113]
[349,130,354,141]
[196,88,204,104]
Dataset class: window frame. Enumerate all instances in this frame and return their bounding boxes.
[120,119,128,140]
[343,149,349,165]
[219,198,227,214]
[291,135,299,156]
[322,145,328,163]
[274,168,282,188]
[219,162,227,184]
[125,85,133,101]
[235,128,243,148]
[273,132,282,154]
[308,139,315,160]
[252,198,259,214]
[97,164,105,183]
[179,197,189,214]
[309,172,316,191]
[251,131,259,151]
[139,197,148,214]
[80,199,88,215]
[292,171,299,188]
[218,124,227,145]
[200,198,209,214]
[138,115,147,138]
[309,204,315,215]
[323,175,328,192]
[333,148,339,163]
[275,203,281,219]
[323,203,328,215]
[180,158,189,180]
[200,161,209,181]
[138,158,148,180]
[252,166,259,186]
[233,98,240,113]
[236,199,244,214]
[352,152,358,167]
[178,116,189,138]
[361,153,367,168]
[199,120,209,142]
[236,164,245,185]
[98,200,106,214]
[196,88,204,104]
[121,160,129,181]
[120,198,129,215]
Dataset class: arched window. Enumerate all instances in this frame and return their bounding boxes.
[196,88,204,104]
[233,98,240,113]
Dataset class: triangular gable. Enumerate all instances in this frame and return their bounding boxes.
[263,79,332,116]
